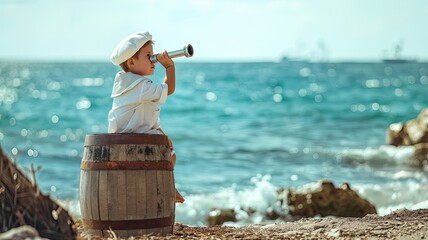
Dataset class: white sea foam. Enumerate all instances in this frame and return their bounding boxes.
[354,179,428,216]
[185,175,427,225]
[176,175,287,226]
[176,173,428,225]
[336,145,416,166]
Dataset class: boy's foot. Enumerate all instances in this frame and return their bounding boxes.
[176,190,185,203]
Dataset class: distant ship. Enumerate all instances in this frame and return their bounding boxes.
[280,56,309,63]
[382,58,416,64]
[381,42,417,63]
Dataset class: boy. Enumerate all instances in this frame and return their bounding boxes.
[108,31,184,203]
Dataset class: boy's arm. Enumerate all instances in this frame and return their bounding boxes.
[164,65,175,95]
[157,51,175,95]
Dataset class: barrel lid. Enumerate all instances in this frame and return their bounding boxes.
[84,133,170,146]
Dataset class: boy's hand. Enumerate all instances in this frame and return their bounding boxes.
[158,50,176,95]
[157,51,175,69]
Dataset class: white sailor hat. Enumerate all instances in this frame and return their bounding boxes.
[110,31,152,66]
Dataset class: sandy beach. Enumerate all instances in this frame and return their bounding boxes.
[76,208,428,239]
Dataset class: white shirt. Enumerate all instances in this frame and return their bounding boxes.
[108,71,168,134]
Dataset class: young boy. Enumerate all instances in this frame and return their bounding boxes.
[108,31,184,203]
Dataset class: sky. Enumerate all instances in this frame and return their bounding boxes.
[1,0,428,62]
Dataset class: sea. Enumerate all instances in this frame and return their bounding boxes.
[1,60,427,226]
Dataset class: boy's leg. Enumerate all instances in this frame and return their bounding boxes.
[171,150,176,167]
[160,129,185,203]
[171,151,185,203]
[175,190,185,203]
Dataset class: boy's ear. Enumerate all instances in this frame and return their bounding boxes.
[127,58,134,68]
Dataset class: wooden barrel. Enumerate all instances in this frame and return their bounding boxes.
[79,133,175,238]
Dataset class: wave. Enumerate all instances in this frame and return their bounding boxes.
[354,180,428,216]
[335,145,417,167]
[63,173,428,227]
[176,174,428,226]
[175,175,287,226]
[207,144,419,170]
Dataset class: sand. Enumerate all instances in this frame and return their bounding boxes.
[76,208,428,239]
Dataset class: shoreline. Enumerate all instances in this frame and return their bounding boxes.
[76,208,428,239]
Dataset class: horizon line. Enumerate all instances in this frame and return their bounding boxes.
[1,58,428,64]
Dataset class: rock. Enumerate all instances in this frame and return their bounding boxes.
[207,209,237,226]
[387,122,406,146]
[265,207,281,220]
[207,181,377,225]
[387,108,428,166]
[206,205,288,226]
[0,225,47,240]
[285,181,377,218]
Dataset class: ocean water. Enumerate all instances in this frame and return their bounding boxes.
[1,61,428,226]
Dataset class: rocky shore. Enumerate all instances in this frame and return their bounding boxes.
[3,208,427,239]
[73,208,428,239]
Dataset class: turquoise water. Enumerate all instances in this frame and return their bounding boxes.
[1,61,428,225]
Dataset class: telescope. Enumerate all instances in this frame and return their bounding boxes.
[150,44,194,63]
